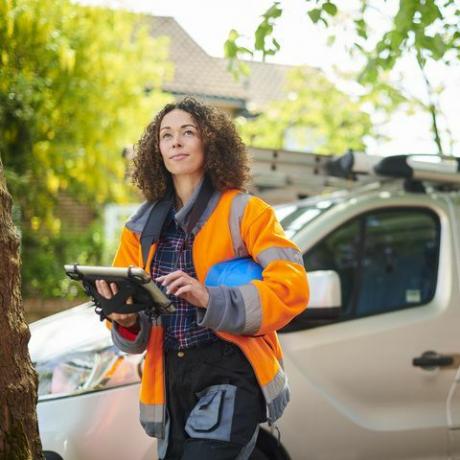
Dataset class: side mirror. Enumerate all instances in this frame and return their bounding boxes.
[281,270,342,333]
[307,270,342,313]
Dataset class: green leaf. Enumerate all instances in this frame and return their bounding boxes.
[224,37,238,58]
[255,22,272,51]
[359,60,378,84]
[308,8,322,23]
[388,30,404,50]
[394,1,416,30]
[354,18,367,39]
[227,29,240,42]
[263,2,282,20]
[431,33,447,59]
[419,0,442,26]
[326,34,336,46]
[323,2,337,16]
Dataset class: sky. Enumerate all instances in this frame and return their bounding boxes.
[81,0,460,156]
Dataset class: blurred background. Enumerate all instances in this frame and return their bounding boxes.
[1,0,458,320]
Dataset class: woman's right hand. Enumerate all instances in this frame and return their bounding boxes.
[95,279,138,328]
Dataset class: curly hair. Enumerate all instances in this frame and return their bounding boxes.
[132,97,251,201]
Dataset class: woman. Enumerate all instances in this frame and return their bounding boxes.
[96,97,309,459]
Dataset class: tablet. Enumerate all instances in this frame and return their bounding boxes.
[64,264,175,317]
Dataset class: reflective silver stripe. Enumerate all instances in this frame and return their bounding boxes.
[262,368,290,422]
[229,193,250,257]
[239,284,262,334]
[256,246,304,268]
[266,385,290,422]
[141,420,166,439]
[140,402,164,423]
[261,367,288,403]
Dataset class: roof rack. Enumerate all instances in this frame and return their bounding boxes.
[249,148,376,198]
[249,147,460,200]
[327,152,460,185]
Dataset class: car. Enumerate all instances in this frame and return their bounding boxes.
[31,152,460,459]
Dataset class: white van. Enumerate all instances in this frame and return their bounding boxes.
[31,153,460,460]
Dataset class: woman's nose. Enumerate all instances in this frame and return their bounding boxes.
[172,133,182,148]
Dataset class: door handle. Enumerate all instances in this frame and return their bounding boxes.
[412,351,454,370]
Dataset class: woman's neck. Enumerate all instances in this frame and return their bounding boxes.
[172,173,204,209]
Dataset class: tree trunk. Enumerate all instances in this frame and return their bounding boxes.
[0,158,43,460]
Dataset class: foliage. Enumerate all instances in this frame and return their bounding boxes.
[355,0,459,83]
[236,67,372,154]
[225,0,460,154]
[0,0,173,298]
[225,0,459,77]
[21,221,105,299]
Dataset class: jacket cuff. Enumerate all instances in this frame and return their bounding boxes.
[116,320,141,341]
[111,312,150,354]
[196,286,227,330]
[196,285,258,334]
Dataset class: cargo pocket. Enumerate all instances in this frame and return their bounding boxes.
[185,384,237,442]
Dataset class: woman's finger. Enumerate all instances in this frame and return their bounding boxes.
[96,279,112,299]
[165,275,190,294]
[174,284,193,298]
[155,270,186,286]
[174,282,209,308]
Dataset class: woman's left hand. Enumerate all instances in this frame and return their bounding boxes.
[156,270,209,308]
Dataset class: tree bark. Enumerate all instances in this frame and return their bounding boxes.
[0,158,43,460]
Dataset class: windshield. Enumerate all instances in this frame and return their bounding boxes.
[275,197,337,239]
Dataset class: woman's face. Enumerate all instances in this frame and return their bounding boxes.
[159,109,205,180]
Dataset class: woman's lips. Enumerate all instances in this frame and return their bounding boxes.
[170,154,189,161]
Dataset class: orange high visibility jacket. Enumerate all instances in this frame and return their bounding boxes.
[110,185,309,439]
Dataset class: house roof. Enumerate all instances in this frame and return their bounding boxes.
[147,16,247,107]
[146,16,302,110]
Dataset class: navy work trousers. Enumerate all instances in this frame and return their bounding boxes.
[162,339,267,460]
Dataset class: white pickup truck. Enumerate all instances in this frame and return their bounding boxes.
[31,152,460,460]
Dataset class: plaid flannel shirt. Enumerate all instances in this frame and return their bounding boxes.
[151,208,217,350]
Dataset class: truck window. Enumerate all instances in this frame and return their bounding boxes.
[276,199,336,240]
[294,207,440,329]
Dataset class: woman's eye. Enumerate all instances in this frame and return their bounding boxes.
[161,133,172,139]
[184,130,194,136]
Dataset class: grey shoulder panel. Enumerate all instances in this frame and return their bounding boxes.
[125,201,156,234]
[191,190,222,236]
